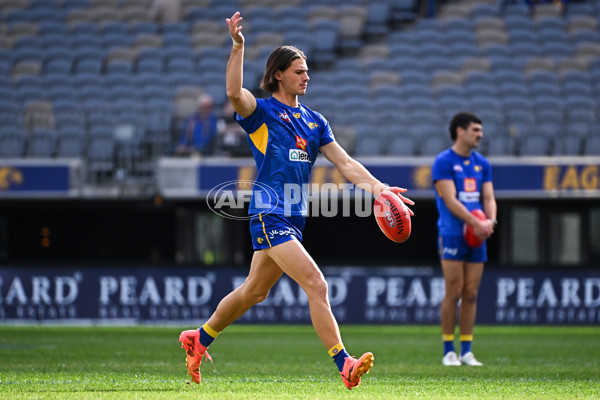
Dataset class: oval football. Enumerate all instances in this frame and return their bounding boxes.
[373,191,411,243]
[463,209,487,248]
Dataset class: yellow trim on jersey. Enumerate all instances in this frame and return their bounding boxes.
[249,123,269,155]
[442,334,455,342]
[328,343,345,357]
[259,213,272,247]
[202,323,221,339]
[460,334,473,342]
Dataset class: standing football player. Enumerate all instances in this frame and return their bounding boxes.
[432,112,497,366]
[178,11,414,389]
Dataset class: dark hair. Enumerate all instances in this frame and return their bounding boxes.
[260,45,306,93]
[449,112,482,141]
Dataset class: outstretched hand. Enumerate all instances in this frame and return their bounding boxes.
[226,11,245,46]
[387,187,415,216]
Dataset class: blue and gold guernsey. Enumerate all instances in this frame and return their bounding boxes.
[432,148,492,236]
[235,97,335,217]
[235,97,335,250]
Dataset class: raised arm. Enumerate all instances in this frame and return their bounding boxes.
[320,141,414,214]
[225,12,256,118]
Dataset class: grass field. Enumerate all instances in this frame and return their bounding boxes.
[0,325,599,399]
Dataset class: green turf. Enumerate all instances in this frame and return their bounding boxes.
[0,325,598,399]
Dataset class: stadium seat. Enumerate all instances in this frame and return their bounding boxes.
[0,128,27,158]
[517,135,553,156]
[27,129,57,158]
[388,136,417,156]
[353,134,385,156]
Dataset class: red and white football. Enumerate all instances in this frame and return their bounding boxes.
[463,209,487,248]
[374,190,411,243]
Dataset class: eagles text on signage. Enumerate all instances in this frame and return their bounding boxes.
[544,165,598,191]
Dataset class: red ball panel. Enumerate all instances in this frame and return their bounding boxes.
[463,209,488,248]
[373,191,412,243]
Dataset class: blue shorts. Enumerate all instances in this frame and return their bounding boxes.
[249,213,305,250]
[438,235,487,263]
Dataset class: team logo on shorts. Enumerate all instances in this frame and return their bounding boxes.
[278,112,291,122]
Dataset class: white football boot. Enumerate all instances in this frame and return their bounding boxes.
[460,352,483,366]
[442,351,461,366]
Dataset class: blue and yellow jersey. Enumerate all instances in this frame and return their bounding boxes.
[431,148,492,235]
[235,97,335,216]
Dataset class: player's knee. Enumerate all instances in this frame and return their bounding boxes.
[444,289,462,303]
[242,284,270,304]
[304,274,328,300]
[462,288,479,304]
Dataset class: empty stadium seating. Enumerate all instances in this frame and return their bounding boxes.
[0,0,599,185]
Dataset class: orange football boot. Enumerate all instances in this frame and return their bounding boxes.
[179,329,212,384]
[340,352,374,389]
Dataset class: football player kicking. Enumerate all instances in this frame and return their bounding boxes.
[178,11,414,389]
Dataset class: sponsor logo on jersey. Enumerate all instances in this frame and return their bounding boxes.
[293,112,301,118]
[289,149,310,162]
[464,178,477,192]
[458,191,480,202]
[308,122,319,130]
[295,135,307,150]
[453,164,463,172]
[475,165,482,172]
[278,112,291,122]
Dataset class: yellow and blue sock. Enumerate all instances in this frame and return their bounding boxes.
[328,343,350,372]
[460,335,473,356]
[198,323,220,348]
[443,334,455,355]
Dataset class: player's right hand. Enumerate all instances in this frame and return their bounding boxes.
[226,11,245,46]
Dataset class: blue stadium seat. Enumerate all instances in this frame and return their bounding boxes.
[39,20,68,35]
[365,2,391,38]
[533,97,565,123]
[498,82,529,99]
[542,42,573,60]
[353,134,385,156]
[470,3,499,19]
[527,70,558,85]
[562,81,593,97]
[130,21,159,36]
[503,14,534,31]
[570,30,600,47]
[101,33,133,49]
[31,7,63,22]
[387,136,417,156]
[508,28,538,46]
[44,58,72,74]
[482,136,515,156]
[517,135,553,156]
[27,129,57,158]
[583,137,600,155]
[420,136,451,156]
[535,16,566,32]
[463,70,494,86]
[0,128,27,158]
[57,134,86,158]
